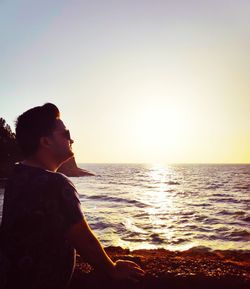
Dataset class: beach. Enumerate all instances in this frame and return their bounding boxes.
[69,246,250,289]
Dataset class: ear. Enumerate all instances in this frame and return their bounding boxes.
[40,136,53,149]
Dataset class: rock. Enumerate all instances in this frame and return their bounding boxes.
[57,157,95,177]
[68,246,250,289]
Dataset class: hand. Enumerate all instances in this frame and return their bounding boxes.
[109,259,145,282]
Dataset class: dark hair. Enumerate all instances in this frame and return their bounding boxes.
[15,103,60,157]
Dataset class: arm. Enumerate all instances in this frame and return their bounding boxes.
[65,218,145,281]
[65,218,115,274]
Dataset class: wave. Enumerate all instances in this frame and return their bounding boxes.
[204,184,224,189]
[234,184,250,190]
[242,216,250,222]
[87,194,148,208]
[186,245,249,254]
[150,233,165,244]
[165,181,180,185]
[171,238,189,244]
[209,197,242,204]
[185,245,213,252]
[227,229,250,239]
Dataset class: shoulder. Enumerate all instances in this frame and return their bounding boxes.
[52,171,74,186]
[51,172,80,201]
[43,170,74,189]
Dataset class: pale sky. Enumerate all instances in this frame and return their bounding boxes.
[1,0,249,163]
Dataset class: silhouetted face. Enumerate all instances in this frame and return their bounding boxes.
[48,118,74,164]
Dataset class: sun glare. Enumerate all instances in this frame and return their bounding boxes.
[132,102,193,161]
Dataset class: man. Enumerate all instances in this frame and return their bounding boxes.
[0,103,144,289]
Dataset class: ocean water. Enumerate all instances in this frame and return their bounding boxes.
[73,164,250,251]
[0,164,249,251]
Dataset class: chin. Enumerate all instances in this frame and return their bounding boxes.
[60,151,74,164]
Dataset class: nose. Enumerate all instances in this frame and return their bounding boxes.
[70,138,74,144]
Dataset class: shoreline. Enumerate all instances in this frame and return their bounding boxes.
[69,246,250,289]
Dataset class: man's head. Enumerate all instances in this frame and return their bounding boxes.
[15,103,74,166]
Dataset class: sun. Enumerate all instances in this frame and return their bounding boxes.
[132,102,193,162]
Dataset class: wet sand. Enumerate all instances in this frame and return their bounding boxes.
[69,246,250,289]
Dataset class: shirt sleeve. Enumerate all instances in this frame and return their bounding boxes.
[57,175,85,231]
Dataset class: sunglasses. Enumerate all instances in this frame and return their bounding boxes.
[63,129,71,140]
[53,129,71,140]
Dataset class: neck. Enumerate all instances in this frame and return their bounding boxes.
[22,154,60,172]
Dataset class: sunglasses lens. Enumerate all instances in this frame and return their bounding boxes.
[65,130,71,140]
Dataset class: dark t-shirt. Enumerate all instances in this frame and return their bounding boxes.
[0,162,85,289]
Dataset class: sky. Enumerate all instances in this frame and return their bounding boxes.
[0,0,249,164]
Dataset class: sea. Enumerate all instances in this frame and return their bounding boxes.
[0,163,249,252]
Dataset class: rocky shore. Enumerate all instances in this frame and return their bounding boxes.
[69,246,250,289]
